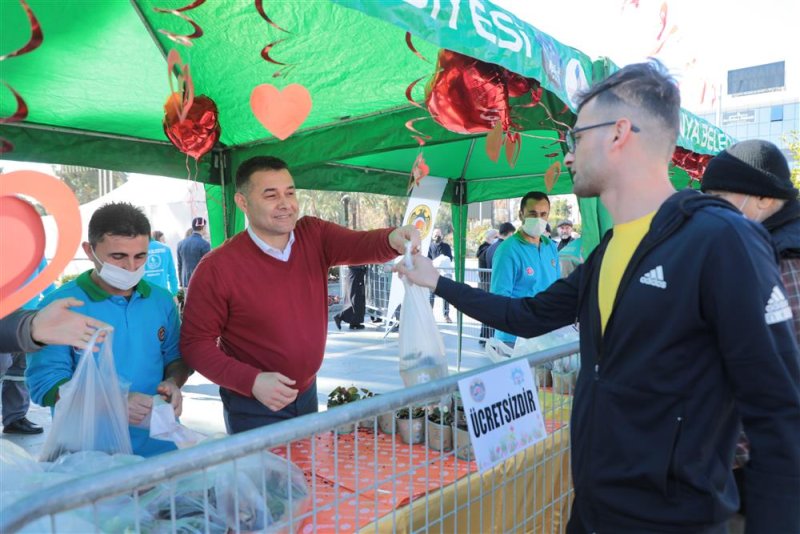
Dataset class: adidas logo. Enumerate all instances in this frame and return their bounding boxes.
[765,286,793,325]
[639,265,667,289]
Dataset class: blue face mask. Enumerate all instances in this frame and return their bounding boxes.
[92,249,145,290]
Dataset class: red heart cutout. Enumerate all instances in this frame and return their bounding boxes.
[250,83,312,141]
[0,171,82,319]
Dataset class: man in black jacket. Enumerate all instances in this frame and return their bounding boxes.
[427,227,453,323]
[701,139,799,344]
[477,228,499,343]
[484,222,515,271]
[701,139,800,518]
[398,61,800,533]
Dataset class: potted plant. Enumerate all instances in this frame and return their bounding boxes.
[452,395,474,461]
[395,406,426,445]
[426,407,453,451]
[327,386,370,434]
[378,410,396,435]
[453,421,475,461]
[453,392,467,429]
[356,388,377,430]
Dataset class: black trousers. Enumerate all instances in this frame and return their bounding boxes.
[339,266,367,326]
[220,381,318,434]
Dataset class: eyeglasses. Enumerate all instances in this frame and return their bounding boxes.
[565,121,640,153]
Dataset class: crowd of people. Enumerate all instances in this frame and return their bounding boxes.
[1,59,798,533]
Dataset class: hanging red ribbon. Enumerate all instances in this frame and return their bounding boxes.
[405,31,429,64]
[0,0,42,61]
[0,0,43,154]
[153,0,206,47]
[255,0,293,73]
[261,39,291,67]
[255,0,290,33]
[166,50,194,122]
[0,83,28,124]
[403,33,433,146]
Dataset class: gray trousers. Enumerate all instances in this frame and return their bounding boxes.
[0,352,30,426]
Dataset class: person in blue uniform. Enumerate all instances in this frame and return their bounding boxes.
[26,202,191,457]
[490,191,560,346]
[143,230,179,296]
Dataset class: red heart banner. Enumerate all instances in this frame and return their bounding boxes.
[250,83,312,141]
[0,171,81,318]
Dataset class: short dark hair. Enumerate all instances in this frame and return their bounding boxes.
[236,156,289,192]
[88,202,150,246]
[520,191,550,210]
[498,222,515,235]
[152,230,164,241]
[577,59,680,149]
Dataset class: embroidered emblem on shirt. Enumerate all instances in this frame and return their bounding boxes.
[764,285,793,325]
[147,255,162,269]
[639,265,667,289]
[158,326,166,342]
[551,259,556,267]
[526,267,534,276]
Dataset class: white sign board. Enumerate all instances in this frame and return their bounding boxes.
[385,175,448,322]
[457,360,547,473]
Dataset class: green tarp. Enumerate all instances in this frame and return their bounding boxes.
[1,0,731,258]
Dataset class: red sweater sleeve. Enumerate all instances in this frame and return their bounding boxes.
[179,255,261,397]
[316,219,397,266]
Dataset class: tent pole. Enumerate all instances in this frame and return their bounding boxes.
[215,152,229,241]
[219,150,238,241]
[129,0,171,63]
[2,122,173,146]
[453,138,475,372]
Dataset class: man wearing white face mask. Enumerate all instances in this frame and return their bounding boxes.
[489,191,560,346]
[26,202,191,457]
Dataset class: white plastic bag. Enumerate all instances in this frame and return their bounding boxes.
[398,279,449,387]
[484,337,515,363]
[213,451,310,532]
[511,325,580,359]
[39,328,133,461]
[134,395,207,448]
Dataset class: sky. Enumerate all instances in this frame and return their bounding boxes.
[493,0,800,112]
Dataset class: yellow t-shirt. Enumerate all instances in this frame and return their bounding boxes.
[598,211,656,333]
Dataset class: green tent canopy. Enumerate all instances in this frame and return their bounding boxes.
[0,1,731,258]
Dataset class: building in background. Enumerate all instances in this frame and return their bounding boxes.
[698,60,799,169]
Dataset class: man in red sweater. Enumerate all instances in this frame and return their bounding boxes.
[180,156,420,433]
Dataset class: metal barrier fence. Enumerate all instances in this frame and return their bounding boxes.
[2,341,579,533]
[353,265,492,343]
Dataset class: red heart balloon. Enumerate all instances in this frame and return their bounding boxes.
[505,72,532,98]
[163,93,221,160]
[425,50,510,135]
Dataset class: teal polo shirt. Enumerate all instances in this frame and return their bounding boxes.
[26,270,182,457]
[490,232,561,344]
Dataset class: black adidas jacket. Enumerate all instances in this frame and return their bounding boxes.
[436,190,800,533]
